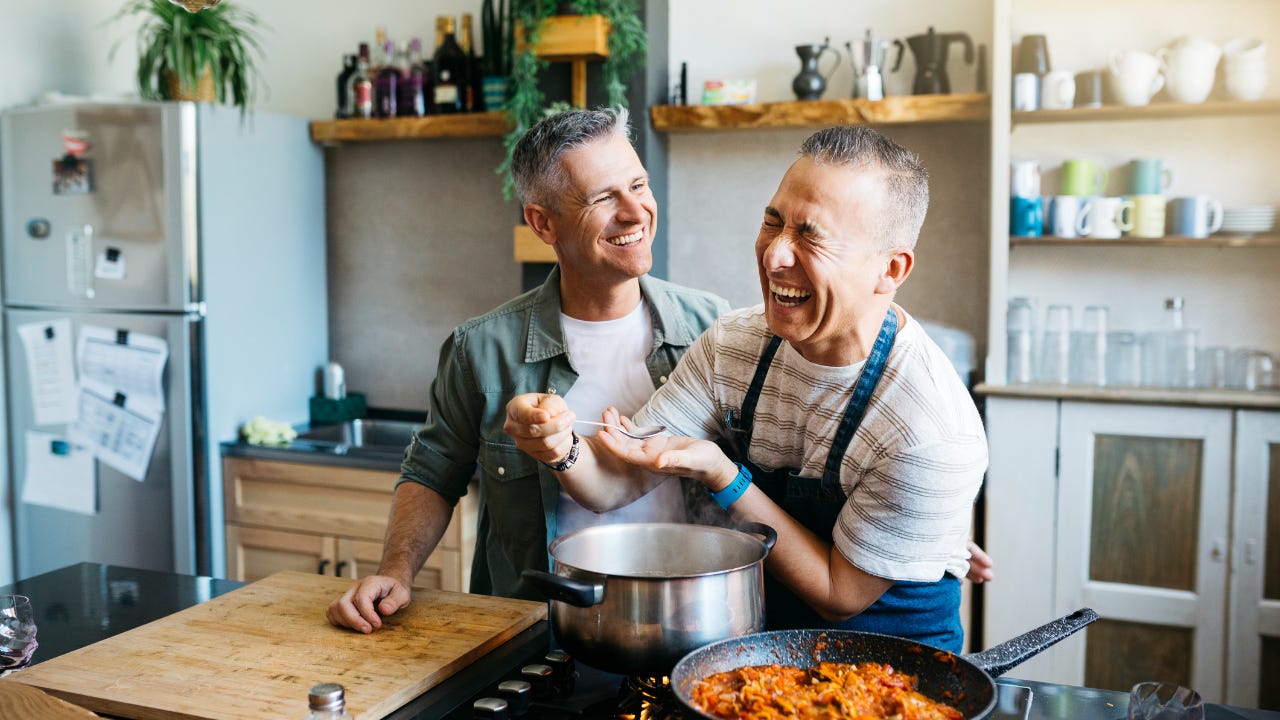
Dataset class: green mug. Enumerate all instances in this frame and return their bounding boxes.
[1060,160,1108,196]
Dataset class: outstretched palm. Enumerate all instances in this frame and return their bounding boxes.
[596,423,727,483]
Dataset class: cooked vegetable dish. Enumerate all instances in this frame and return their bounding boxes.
[691,661,964,719]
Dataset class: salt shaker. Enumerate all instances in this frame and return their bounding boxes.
[305,683,353,719]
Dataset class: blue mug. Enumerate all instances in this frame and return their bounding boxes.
[1011,196,1044,237]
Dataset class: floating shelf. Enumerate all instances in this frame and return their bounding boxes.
[513,225,556,263]
[650,93,990,132]
[1012,98,1280,125]
[310,112,510,144]
[1010,233,1280,248]
[975,382,1280,410]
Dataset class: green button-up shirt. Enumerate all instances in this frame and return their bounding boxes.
[400,267,729,599]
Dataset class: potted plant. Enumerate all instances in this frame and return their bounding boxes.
[480,0,514,111]
[109,0,265,114]
[498,0,647,199]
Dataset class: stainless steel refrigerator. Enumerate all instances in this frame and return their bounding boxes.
[1,101,329,580]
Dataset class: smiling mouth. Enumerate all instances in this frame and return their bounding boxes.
[607,230,644,247]
[769,282,812,308]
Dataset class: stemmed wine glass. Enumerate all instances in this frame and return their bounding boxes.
[0,594,38,671]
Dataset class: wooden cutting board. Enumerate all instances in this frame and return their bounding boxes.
[6,571,546,720]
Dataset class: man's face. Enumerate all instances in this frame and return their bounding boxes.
[548,133,657,286]
[755,157,896,365]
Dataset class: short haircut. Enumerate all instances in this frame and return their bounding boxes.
[511,106,632,208]
[798,126,930,250]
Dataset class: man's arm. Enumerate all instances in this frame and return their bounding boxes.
[325,481,454,633]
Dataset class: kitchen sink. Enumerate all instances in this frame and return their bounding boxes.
[297,418,421,451]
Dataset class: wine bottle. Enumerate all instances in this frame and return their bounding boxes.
[433,16,467,114]
[460,13,483,112]
[351,43,373,119]
[398,38,426,117]
[374,40,400,118]
[335,54,357,118]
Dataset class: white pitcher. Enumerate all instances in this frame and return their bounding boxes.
[1108,50,1165,106]
[1158,36,1221,104]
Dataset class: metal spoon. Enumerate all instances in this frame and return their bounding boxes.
[574,420,668,439]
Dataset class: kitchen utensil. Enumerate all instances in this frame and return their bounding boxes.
[1040,70,1075,110]
[1013,73,1039,111]
[1128,158,1173,195]
[1078,196,1136,239]
[1007,297,1036,384]
[1010,196,1044,237]
[0,594,38,669]
[1048,195,1087,238]
[845,29,903,101]
[1130,195,1167,239]
[6,571,546,720]
[1040,304,1072,384]
[523,522,776,677]
[1158,36,1220,104]
[1070,305,1109,386]
[903,26,974,94]
[1060,159,1108,196]
[1011,160,1041,198]
[1128,681,1205,720]
[574,419,667,439]
[1168,196,1225,238]
[671,608,1099,720]
[1015,34,1051,75]
[1075,70,1104,107]
[1109,50,1165,106]
[792,38,840,101]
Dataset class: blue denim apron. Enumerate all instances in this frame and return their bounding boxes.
[724,309,963,652]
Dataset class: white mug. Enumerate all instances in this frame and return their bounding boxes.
[1108,50,1165,106]
[1158,36,1221,104]
[1078,196,1136,239]
[1225,68,1268,101]
[1040,70,1076,110]
[1011,160,1041,197]
[1223,37,1267,66]
[1013,73,1039,111]
[1048,195,1087,238]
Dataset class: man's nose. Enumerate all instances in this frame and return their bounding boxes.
[761,234,796,270]
[616,192,647,222]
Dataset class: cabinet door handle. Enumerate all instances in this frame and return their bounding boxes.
[317,559,331,575]
[1210,538,1226,563]
[1244,539,1259,565]
[335,561,348,577]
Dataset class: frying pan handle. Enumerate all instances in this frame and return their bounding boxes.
[740,522,778,554]
[521,569,606,608]
[962,608,1099,678]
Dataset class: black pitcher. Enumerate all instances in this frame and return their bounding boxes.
[792,37,841,101]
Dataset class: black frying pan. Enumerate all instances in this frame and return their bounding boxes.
[670,608,1099,720]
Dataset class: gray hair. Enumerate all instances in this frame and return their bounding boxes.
[511,106,632,208]
[798,126,929,250]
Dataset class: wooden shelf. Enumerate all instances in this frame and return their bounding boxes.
[513,224,556,263]
[1012,98,1280,125]
[650,93,990,132]
[310,112,510,144]
[1010,233,1280,248]
[975,382,1280,410]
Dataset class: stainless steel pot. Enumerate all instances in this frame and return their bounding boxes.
[523,522,777,676]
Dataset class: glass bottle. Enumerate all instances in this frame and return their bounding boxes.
[335,54,357,118]
[304,683,353,720]
[350,44,373,119]
[460,12,480,111]
[433,16,467,114]
[374,40,400,118]
[398,38,426,117]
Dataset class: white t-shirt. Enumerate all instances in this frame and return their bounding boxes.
[556,301,685,536]
[634,305,988,581]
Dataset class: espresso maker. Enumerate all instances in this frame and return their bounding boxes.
[903,26,975,94]
[845,28,905,101]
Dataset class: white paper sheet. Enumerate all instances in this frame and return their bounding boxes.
[72,384,163,482]
[21,430,96,515]
[77,325,168,411]
[17,319,78,426]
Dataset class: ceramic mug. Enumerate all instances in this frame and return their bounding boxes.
[1158,36,1221,104]
[1078,196,1135,239]
[1060,159,1108,196]
[1075,70,1105,107]
[1225,68,1268,101]
[1128,158,1173,195]
[1129,194,1167,238]
[1011,160,1041,197]
[1108,50,1165,106]
[1048,195,1088,238]
[1168,195,1225,238]
[1013,73,1039,111]
[1040,70,1076,110]
[1011,195,1044,237]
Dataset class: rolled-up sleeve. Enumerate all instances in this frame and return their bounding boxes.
[400,329,482,506]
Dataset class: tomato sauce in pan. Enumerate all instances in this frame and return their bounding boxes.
[691,661,964,720]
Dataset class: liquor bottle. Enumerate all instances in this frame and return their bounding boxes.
[459,12,480,111]
[350,44,373,119]
[434,16,445,55]
[433,16,467,113]
[335,54,357,118]
[372,25,388,76]
[304,683,353,720]
[398,38,426,117]
[374,40,400,118]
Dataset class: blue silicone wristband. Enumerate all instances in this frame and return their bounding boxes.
[711,463,752,509]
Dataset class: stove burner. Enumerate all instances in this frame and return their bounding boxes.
[617,676,682,720]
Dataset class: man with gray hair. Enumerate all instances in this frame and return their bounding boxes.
[327,107,728,633]
[506,125,989,651]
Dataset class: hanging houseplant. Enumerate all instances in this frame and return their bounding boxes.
[109,0,266,115]
[497,0,647,199]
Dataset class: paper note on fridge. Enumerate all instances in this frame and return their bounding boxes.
[21,430,97,515]
[17,319,78,426]
[72,384,162,482]
[77,325,168,411]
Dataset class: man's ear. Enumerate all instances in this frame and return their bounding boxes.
[523,204,557,245]
[875,248,914,294]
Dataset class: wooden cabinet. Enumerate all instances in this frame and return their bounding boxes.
[222,457,475,592]
[984,397,1278,706]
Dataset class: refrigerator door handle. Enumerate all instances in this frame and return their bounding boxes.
[67,223,96,299]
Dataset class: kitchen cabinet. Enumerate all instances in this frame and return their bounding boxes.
[984,396,1279,706]
[222,457,475,592]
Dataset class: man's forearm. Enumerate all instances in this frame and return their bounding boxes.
[555,434,655,512]
[377,481,455,583]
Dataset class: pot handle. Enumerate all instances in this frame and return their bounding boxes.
[521,569,606,608]
[962,607,1099,678]
[739,522,778,555]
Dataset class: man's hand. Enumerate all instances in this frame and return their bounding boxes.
[326,574,412,634]
[594,408,736,488]
[966,541,995,584]
[504,393,577,465]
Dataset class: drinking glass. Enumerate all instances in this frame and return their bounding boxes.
[1108,331,1141,386]
[1071,305,1109,386]
[1196,346,1228,389]
[1141,331,1169,386]
[1127,681,1204,720]
[1007,297,1036,384]
[1166,329,1199,389]
[1040,304,1072,384]
[0,594,38,670]
[1230,349,1276,390]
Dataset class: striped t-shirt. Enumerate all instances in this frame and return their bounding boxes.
[633,305,988,582]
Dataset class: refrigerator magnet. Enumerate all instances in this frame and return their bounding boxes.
[53,154,93,195]
[95,247,126,280]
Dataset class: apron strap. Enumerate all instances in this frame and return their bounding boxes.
[822,308,899,481]
[735,335,784,432]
